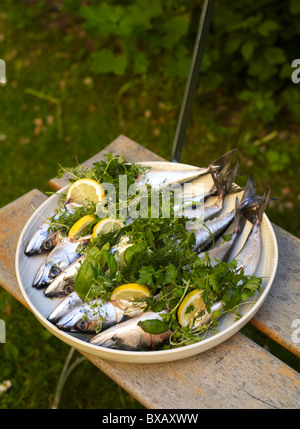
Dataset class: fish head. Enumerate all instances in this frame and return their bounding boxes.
[90,325,142,350]
[44,255,84,297]
[43,275,75,298]
[32,257,70,288]
[56,306,101,333]
[74,318,102,333]
[32,236,88,288]
[25,225,53,256]
[47,292,82,324]
[38,231,61,254]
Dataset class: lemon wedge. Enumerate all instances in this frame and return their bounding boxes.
[68,215,96,238]
[177,290,206,327]
[66,178,105,205]
[111,283,151,301]
[91,218,125,241]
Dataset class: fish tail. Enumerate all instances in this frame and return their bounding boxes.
[240,175,256,209]
[243,189,271,226]
[210,161,240,203]
[233,195,248,234]
[209,149,238,172]
[258,189,271,225]
[233,196,242,233]
[225,161,240,194]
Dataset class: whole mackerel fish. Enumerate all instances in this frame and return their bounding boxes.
[136,149,237,189]
[89,304,224,351]
[55,298,148,334]
[89,311,172,350]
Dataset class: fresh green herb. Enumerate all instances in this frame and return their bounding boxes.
[58,152,148,195]
[48,201,97,236]
[74,244,112,301]
[48,153,149,236]
[73,210,262,349]
[75,261,99,302]
[137,319,170,335]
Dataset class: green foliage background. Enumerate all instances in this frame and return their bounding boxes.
[0,0,299,409]
[69,0,300,122]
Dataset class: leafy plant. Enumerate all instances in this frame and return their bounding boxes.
[62,0,300,122]
[77,0,192,78]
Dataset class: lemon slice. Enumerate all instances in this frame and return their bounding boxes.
[111,283,151,301]
[68,215,96,238]
[66,178,105,205]
[91,218,125,241]
[177,290,206,327]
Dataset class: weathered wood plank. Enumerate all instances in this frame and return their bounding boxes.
[0,189,47,307]
[250,224,300,357]
[49,134,165,190]
[83,332,300,409]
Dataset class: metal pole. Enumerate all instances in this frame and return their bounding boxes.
[171,0,215,163]
[52,347,86,409]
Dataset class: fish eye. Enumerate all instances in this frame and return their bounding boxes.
[50,266,62,278]
[79,321,87,331]
[44,240,51,250]
[65,285,74,295]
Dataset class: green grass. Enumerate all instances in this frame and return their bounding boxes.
[0,289,144,409]
[0,0,299,409]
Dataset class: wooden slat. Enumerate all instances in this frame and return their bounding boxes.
[250,224,300,357]
[49,134,165,191]
[82,332,300,409]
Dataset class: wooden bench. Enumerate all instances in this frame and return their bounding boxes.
[0,135,299,409]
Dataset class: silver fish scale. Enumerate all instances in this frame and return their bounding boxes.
[193,210,235,252]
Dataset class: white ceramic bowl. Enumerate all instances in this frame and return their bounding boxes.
[15,162,278,363]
